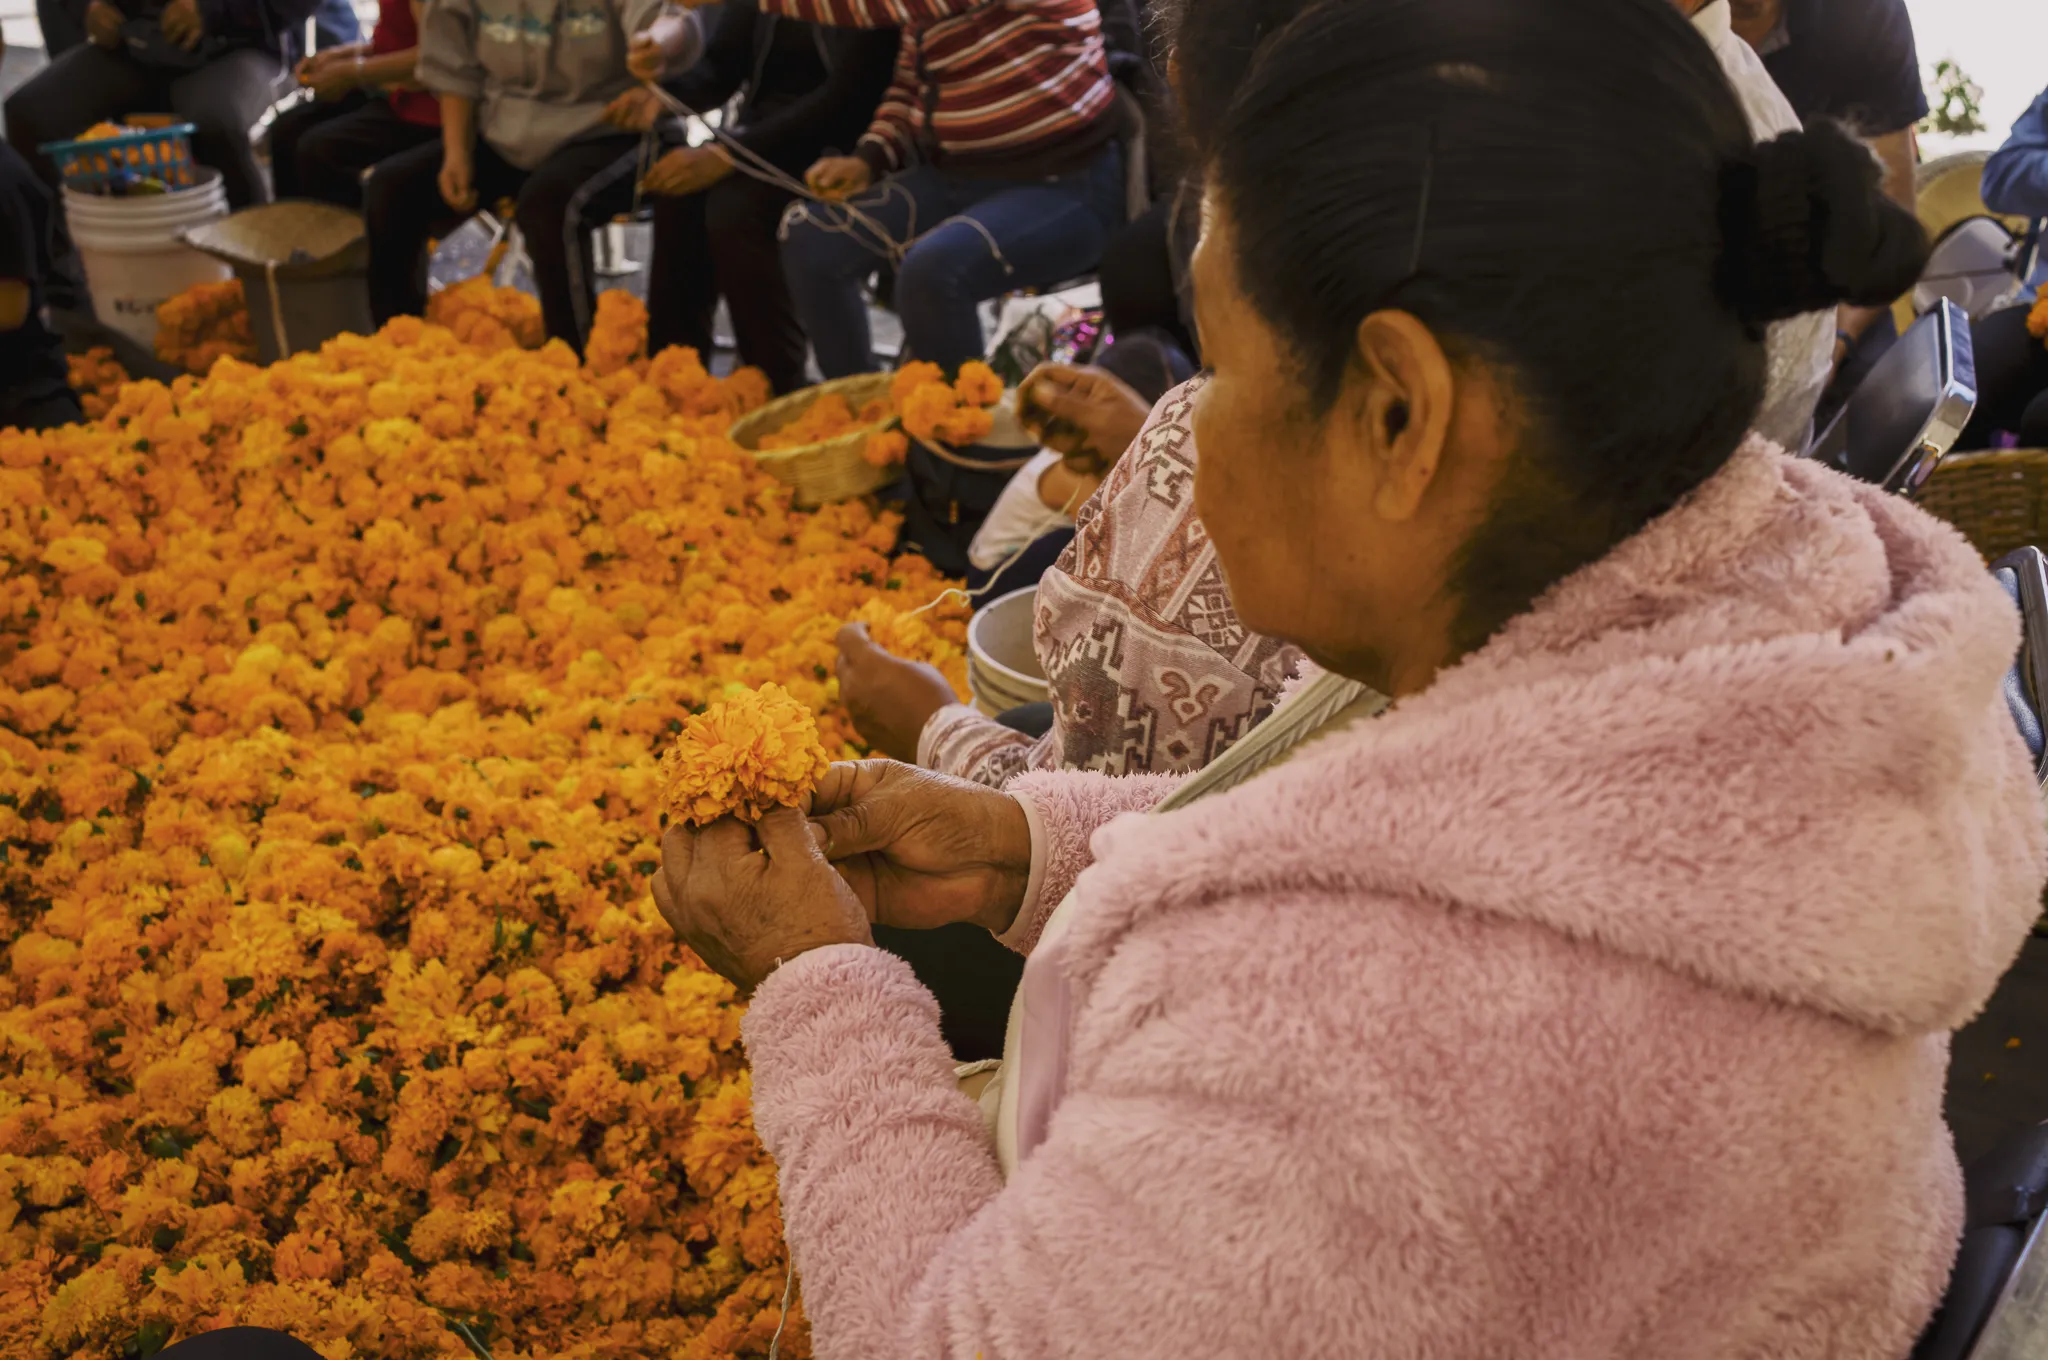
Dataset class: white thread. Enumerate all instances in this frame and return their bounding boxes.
[766,1266,797,1360]
[899,479,1087,621]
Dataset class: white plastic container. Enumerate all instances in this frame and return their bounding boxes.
[63,170,231,352]
[967,586,1051,716]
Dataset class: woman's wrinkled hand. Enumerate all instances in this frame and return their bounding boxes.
[1016,362,1151,476]
[835,622,959,761]
[809,760,1033,936]
[652,808,872,996]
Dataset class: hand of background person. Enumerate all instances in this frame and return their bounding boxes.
[303,51,360,101]
[835,622,960,762]
[1016,362,1151,476]
[604,85,661,133]
[805,155,872,202]
[85,0,124,47]
[643,144,731,198]
[651,810,872,996]
[808,760,1034,935]
[626,32,666,81]
[159,0,204,50]
[438,147,476,213]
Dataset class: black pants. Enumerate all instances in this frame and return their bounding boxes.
[1,388,85,431]
[3,44,286,209]
[872,924,1025,1062]
[362,132,640,347]
[648,172,808,394]
[269,92,438,211]
[157,1329,319,1360]
[1961,304,2048,451]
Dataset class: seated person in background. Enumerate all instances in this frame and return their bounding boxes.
[604,0,897,393]
[753,0,1128,379]
[1983,80,2048,220]
[4,0,316,210]
[1674,0,1834,450]
[269,0,441,211]
[363,0,678,348]
[838,360,1303,782]
[651,2,2043,1353]
[0,142,83,433]
[959,331,1195,601]
[1730,0,1927,370]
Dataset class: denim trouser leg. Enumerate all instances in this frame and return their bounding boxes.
[780,167,951,378]
[896,146,1126,370]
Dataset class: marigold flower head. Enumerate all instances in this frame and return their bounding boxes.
[657,684,830,826]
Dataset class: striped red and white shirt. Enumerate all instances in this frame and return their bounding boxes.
[758,0,1116,173]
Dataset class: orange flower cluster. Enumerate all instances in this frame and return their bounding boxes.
[657,686,830,827]
[863,361,1003,467]
[154,281,256,374]
[424,279,545,355]
[757,393,890,454]
[65,349,130,422]
[2029,289,2048,346]
[0,296,971,1358]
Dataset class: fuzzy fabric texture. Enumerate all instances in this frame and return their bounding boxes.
[743,442,2047,1359]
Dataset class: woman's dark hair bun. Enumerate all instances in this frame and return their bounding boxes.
[1719,119,1929,327]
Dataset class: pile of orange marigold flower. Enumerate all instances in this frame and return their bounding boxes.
[0,293,971,1359]
[154,281,257,375]
[66,349,130,422]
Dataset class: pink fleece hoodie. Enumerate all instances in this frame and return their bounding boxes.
[742,443,2047,1359]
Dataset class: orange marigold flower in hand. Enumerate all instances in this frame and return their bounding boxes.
[657,684,830,825]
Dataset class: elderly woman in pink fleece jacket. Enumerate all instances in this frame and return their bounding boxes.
[653,0,2047,1354]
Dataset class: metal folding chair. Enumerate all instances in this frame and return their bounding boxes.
[1807,297,1978,496]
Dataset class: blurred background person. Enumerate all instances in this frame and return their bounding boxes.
[5,0,316,210]
[604,0,896,390]
[364,0,669,347]
[268,0,439,209]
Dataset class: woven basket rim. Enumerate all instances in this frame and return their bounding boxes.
[729,373,894,461]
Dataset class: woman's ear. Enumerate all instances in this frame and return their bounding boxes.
[1352,310,1456,523]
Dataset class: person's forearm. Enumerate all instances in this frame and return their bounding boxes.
[1838,127,1919,349]
[440,94,476,155]
[354,45,417,86]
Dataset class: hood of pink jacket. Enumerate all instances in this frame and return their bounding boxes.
[1087,442,2044,1039]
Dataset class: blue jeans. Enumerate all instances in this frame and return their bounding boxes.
[780,144,1125,377]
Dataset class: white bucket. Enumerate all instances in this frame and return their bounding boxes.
[967,587,1051,716]
[64,171,232,353]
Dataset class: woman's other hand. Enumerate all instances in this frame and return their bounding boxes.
[159,0,204,50]
[643,144,731,198]
[809,760,1033,936]
[604,86,661,133]
[1017,362,1150,475]
[805,155,872,201]
[835,622,959,761]
[652,810,872,996]
[85,0,123,48]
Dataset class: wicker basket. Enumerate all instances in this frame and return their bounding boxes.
[729,374,896,507]
[1915,449,2048,563]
